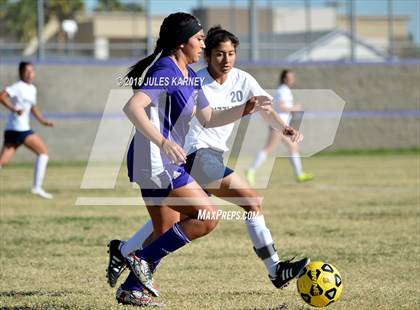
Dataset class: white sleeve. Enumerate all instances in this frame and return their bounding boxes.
[273,88,282,103]
[245,72,273,100]
[5,83,18,98]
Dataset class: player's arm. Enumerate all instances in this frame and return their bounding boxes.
[259,105,303,143]
[123,91,186,164]
[196,95,271,128]
[30,106,54,127]
[0,90,22,115]
[278,99,301,113]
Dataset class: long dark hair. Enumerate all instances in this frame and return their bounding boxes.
[280,69,291,84]
[204,26,239,58]
[127,12,199,82]
[19,61,32,80]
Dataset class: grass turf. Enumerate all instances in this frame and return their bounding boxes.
[0,154,419,309]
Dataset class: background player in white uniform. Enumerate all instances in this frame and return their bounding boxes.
[0,62,54,199]
[246,69,313,184]
[107,26,309,297]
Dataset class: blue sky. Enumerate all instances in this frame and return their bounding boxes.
[85,0,420,44]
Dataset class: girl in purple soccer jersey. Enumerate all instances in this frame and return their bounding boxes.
[107,13,270,307]
[107,20,310,307]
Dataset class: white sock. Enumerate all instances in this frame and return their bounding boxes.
[245,215,279,277]
[250,151,267,171]
[33,154,49,190]
[289,152,303,177]
[120,219,154,257]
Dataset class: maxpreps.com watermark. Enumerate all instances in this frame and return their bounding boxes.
[197,209,260,221]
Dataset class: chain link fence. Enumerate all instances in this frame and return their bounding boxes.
[0,0,419,63]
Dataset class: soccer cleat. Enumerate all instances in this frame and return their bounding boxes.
[106,240,127,287]
[245,169,256,186]
[116,286,164,307]
[31,187,53,199]
[270,257,310,289]
[126,253,160,297]
[296,172,314,183]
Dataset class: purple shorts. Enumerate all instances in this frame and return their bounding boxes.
[137,165,193,205]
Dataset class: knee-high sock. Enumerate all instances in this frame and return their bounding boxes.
[121,271,144,291]
[33,154,49,189]
[245,215,279,277]
[249,151,267,171]
[136,222,190,265]
[289,152,303,177]
[120,219,154,257]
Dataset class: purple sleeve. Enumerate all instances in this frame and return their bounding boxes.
[196,88,210,110]
[188,67,209,110]
[138,68,170,103]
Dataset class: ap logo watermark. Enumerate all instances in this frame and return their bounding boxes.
[75,88,345,206]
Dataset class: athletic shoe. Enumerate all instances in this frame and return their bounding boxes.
[31,187,53,199]
[126,253,160,297]
[116,286,164,307]
[245,169,256,186]
[106,240,127,287]
[296,172,314,183]
[270,257,310,289]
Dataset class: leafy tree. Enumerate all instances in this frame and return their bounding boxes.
[94,0,143,12]
[47,0,84,20]
[3,0,84,43]
[94,0,124,11]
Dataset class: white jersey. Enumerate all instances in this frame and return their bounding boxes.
[4,80,37,131]
[273,84,294,124]
[184,67,271,153]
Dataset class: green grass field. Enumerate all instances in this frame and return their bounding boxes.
[1,153,419,309]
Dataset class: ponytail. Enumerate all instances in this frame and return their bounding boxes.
[126,44,162,89]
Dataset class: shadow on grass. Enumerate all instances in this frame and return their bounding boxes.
[243,304,313,310]
[243,304,289,310]
[0,290,66,297]
[0,307,33,310]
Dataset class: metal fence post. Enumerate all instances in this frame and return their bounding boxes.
[249,0,258,61]
[37,0,45,61]
[388,0,394,60]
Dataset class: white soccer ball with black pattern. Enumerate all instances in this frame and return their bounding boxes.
[296,261,343,307]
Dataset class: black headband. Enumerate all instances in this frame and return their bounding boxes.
[174,19,202,46]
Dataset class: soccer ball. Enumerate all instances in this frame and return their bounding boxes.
[297,261,343,307]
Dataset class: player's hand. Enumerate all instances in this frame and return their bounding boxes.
[14,109,23,116]
[42,120,55,127]
[283,125,303,143]
[244,96,271,115]
[161,138,187,164]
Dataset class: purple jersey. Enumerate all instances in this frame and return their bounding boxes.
[127,56,209,185]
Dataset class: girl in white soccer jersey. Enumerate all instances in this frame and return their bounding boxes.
[0,62,54,199]
[107,26,309,304]
[246,69,313,184]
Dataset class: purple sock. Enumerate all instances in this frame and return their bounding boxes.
[121,271,144,291]
[137,223,190,264]
[121,260,161,291]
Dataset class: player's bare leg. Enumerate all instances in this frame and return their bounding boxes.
[207,172,308,287]
[246,129,282,185]
[0,144,17,168]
